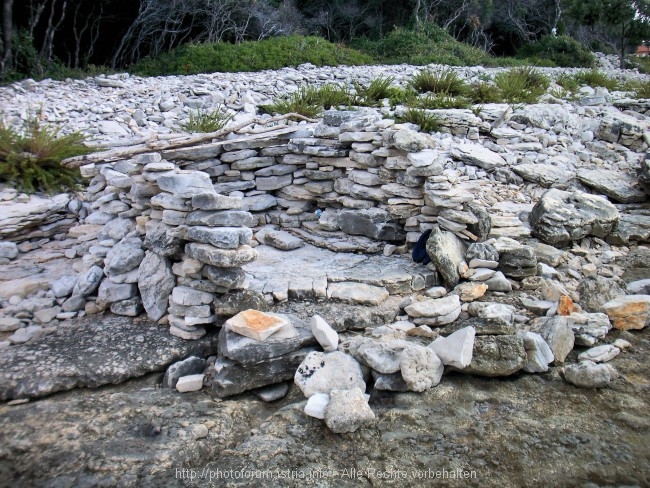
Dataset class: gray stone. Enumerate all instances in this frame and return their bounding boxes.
[171,286,213,306]
[185,243,257,268]
[353,339,407,374]
[202,265,245,291]
[466,242,499,262]
[252,382,290,402]
[176,374,204,392]
[568,312,612,346]
[530,188,619,245]
[400,345,444,392]
[110,298,144,316]
[512,163,575,188]
[50,275,77,298]
[578,344,620,363]
[97,280,137,303]
[0,242,19,259]
[577,168,646,204]
[8,325,42,344]
[425,227,467,287]
[372,371,409,391]
[324,387,375,433]
[102,218,136,241]
[294,351,365,398]
[627,279,650,295]
[326,282,389,306]
[578,276,625,313]
[144,220,182,257]
[492,237,537,279]
[460,335,526,377]
[162,356,207,388]
[404,295,461,326]
[104,239,145,276]
[62,295,86,312]
[564,360,618,388]
[383,129,436,152]
[539,316,575,364]
[256,174,292,191]
[451,143,506,170]
[518,331,554,373]
[72,266,104,297]
[157,171,215,198]
[338,208,405,241]
[186,210,256,228]
[212,346,316,397]
[465,203,492,242]
[242,194,277,212]
[0,314,219,400]
[191,193,243,211]
[138,252,175,322]
[304,392,330,418]
[218,315,316,364]
[0,317,21,332]
[213,290,268,316]
[187,226,252,249]
[33,307,61,324]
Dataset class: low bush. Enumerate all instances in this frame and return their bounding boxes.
[0,117,92,194]
[180,107,233,133]
[396,108,441,132]
[353,76,395,105]
[467,81,504,103]
[494,67,550,103]
[411,94,471,110]
[517,35,595,68]
[571,70,619,90]
[410,68,468,96]
[131,36,373,76]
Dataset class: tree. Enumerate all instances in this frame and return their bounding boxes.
[565,0,650,67]
[0,0,14,75]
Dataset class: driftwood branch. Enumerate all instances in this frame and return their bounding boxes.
[62,112,319,168]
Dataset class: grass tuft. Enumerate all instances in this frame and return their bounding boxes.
[410,68,468,96]
[0,116,93,194]
[494,67,550,104]
[397,108,441,132]
[180,107,233,133]
[571,70,619,91]
[353,76,395,105]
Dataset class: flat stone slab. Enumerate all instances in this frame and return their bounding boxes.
[577,168,647,203]
[0,315,219,401]
[327,282,389,306]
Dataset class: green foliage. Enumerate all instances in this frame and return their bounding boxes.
[624,79,650,98]
[556,73,581,92]
[310,84,353,109]
[353,76,395,105]
[131,36,373,76]
[386,87,418,107]
[410,69,468,96]
[468,81,504,103]
[397,108,441,133]
[0,117,92,194]
[180,107,233,133]
[494,67,550,103]
[410,94,471,110]
[517,35,595,68]
[351,24,506,67]
[571,70,619,90]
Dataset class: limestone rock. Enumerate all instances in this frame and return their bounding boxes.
[564,360,618,388]
[578,276,626,313]
[338,208,405,241]
[601,295,650,330]
[539,316,575,363]
[429,326,475,368]
[185,243,257,268]
[577,168,647,204]
[163,356,207,388]
[451,142,507,170]
[518,331,554,373]
[310,315,338,352]
[294,351,365,398]
[400,345,444,392]
[404,295,461,326]
[213,289,268,316]
[157,171,215,198]
[324,387,375,433]
[72,265,104,297]
[264,230,304,251]
[327,282,389,306]
[176,374,205,392]
[578,344,620,363]
[138,252,175,322]
[529,188,619,245]
[225,310,292,341]
[304,393,330,419]
[461,335,526,377]
[425,227,467,287]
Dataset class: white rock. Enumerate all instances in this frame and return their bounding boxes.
[518,331,554,373]
[176,374,205,392]
[310,315,338,352]
[304,393,330,419]
[578,344,620,363]
[294,351,365,398]
[428,326,475,369]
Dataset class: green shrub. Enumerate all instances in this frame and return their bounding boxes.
[131,36,373,76]
[411,94,471,110]
[572,70,619,90]
[311,84,353,109]
[517,35,595,68]
[353,76,395,105]
[0,117,93,194]
[495,67,550,103]
[555,73,581,92]
[624,79,650,98]
[386,87,418,107]
[410,68,468,96]
[351,24,502,67]
[261,87,323,118]
[397,108,441,132]
[468,81,504,103]
[180,107,233,133]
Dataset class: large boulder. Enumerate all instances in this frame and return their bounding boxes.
[425,227,467,287]
[529,188,619,245]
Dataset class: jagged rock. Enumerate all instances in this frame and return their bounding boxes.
[404,295,461,326]
[264,230,304,251]
[564,360,619,388]
[460,335,526,377]
[72,265,104,297]
[400,345,444,392]
[450,142,507,170]
[493,237,537,279]
[429,326,475,368]
[512,163,575,188]
[310,315,338,352]
[539,316,575,363]
[186,210,256,228]
[213,290,268,316]
[338,208,405,241]
[466,242,499,262]
[202,265,245,291]
[138,252,175,322]
[577,168,647,204]
[294,351,365,398]
[425,227,467,287]
[640,156,650,195]
[602,295,650,330]
[529,188,619,245]
[578,276,626,313]
[518,331,554,373]
[104,238,145,276]
[97,280,137,303]
[144,220,182,257]
[465,202,492,241]
[324,387,375,433]
[186,226,252,249]
[185,243,257,268]
[578,344,620,363]
[50,275,77,298]
[568,312,612,346]
[110,298,144,316]
[596,110,647,149]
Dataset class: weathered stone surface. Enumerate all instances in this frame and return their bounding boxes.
[185,243,257,268]
[451,143,507,170]
[493,237,537,279]
[157,171,215,198]
[110,297,144,317]
[602,295,650,330]
[460,335,526,377]
[568,312,612,346]
[578,344,620,363]
[404,295,461,326]
[138,252,175,322]
[304,392,330,419]
[175,374,204,392]
[539,316,575,363]
[212,346,316,397]
[72,265,104,297]
[264,230,304,251]
[425,227,467,287]
[224,310,292,341]
[0,315,218,401]
[294,351,365,398]
[400,345,443,392]
[104,238,145,276]
[219,314,315,364]
[327,282,389,306]
[191,193,243,211]
[202,265,245,291]
[352,339,407,373]
[518,331,554,373]
[596,110,647,149]
[383,129,436,152]
[324,387,375,433]
[512,163,575,188]
[186,210,256,228]
[186,226,252,249]
[171,286,213,306]
[338,208,405,241]
[213,289,268,316]
[577,168,647,204]
[530,188,619,245]
[578,276,626,313]
[97,280,137,304]
[310,315,338,352]
[144,220,182,257]
[564,360,619,388]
